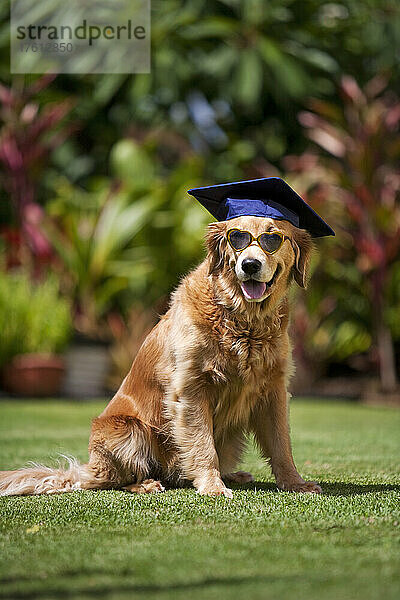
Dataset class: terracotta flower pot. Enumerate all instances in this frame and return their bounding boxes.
[2,353,65,397]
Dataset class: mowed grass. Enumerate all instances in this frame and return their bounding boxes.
[0,399,399,600]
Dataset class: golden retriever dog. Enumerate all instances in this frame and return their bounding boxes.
[0,215,322,497]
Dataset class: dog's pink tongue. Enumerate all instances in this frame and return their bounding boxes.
[241,280,267,300]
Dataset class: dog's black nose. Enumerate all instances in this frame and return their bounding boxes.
[241,258,262,275]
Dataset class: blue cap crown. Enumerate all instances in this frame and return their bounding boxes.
[187,177,335,238]
[224,197,300,227]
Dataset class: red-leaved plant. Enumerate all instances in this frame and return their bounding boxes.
[0,75,74,267]
[289,75,400,393]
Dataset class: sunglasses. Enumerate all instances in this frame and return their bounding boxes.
[227,228,286,255]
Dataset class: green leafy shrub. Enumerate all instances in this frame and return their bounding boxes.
[0,270,72,368]
[44,138,207,339]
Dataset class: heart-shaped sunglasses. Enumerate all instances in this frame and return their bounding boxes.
[227,228,286,255]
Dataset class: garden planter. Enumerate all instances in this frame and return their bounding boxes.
[62,337,111,398]
[2,353,65,397]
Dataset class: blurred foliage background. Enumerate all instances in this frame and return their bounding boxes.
[0,0,399,397]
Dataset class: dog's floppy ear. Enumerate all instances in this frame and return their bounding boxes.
[205,222,227,275]
[290,229,313,289]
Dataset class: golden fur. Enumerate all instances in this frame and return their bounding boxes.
[0,216,321,497]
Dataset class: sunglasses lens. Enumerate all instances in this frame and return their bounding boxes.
[259,233,283,253]
[228,230,252,251]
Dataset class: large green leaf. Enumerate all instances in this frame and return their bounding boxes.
[235,49,263,106]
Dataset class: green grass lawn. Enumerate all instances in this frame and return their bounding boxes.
[0,399,399,600]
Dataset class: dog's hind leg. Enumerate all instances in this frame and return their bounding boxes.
[87,415,164,492]
[217,430,254,484]
[123,479,165,493]
[223,471,254,484]
[0,414,164,497]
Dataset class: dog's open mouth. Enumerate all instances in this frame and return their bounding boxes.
[240,267,279,301]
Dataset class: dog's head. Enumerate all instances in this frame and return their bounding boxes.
[206,216,313,310]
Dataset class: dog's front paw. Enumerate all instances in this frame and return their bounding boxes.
[197,481,233,499]
[278,480,322,494]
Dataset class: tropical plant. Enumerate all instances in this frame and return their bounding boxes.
[0,268,71,368]
[287,75,400,392]
[1,0,395,186]
[0,75,74,263]
[44,177,160,338]
[0,1,398,387]
[43,136,207,338]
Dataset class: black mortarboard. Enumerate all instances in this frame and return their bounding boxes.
[188,177,334,237]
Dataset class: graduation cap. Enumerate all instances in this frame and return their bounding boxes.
[188,177,334,238]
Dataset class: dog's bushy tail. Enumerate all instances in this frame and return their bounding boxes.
[0,456,98,497]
